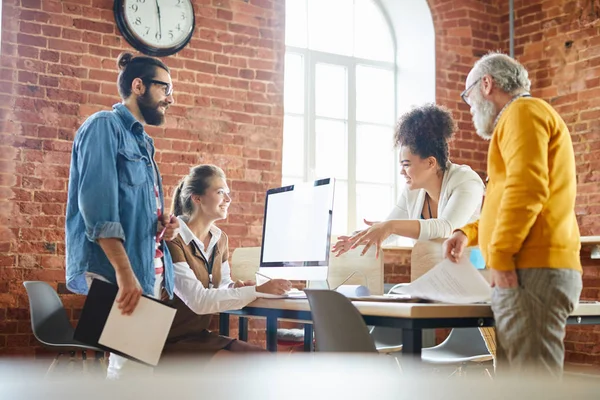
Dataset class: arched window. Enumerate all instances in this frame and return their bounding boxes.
[282,0,398,236]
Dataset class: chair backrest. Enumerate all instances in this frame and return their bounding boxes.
[230,247,261,282]
[304,289,377,353]
[439,327,491,356]
[410,239,445,281]
[23,281,74,347]
[230,244,384,295]
[327,238,384,295]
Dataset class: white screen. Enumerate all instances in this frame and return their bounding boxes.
[262,181,334,264]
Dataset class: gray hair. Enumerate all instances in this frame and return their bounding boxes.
[472,52,531,94]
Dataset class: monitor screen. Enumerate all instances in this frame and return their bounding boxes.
[259,178,334,281]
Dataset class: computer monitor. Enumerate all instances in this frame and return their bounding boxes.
[258,178,335,281]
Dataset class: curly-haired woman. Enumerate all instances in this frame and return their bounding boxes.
[333,103,485,257]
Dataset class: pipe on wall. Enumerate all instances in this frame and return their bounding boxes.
[509,0,514,57]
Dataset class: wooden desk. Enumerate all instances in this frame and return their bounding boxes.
[220,300,600,354]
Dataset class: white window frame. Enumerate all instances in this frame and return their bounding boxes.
[284,47,399,234]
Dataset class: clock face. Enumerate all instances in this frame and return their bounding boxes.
[115,0,195,56]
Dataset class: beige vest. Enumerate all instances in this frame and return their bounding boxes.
[164,232,233,351]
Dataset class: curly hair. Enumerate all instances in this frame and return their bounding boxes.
[393,104,456,172]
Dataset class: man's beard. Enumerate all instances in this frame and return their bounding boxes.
[137,91,167,126]
[470,91,497,140]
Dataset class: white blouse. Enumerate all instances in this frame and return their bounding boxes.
[386,163,485,241]
[172,217,257,315]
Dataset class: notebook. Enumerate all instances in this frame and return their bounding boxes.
[74,279,176,367]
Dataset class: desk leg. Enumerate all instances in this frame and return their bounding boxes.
[266,316,278,352]
[219,313,230,337]
[239,317,248,341]
[303,324,313,352]
[402,328,422,357]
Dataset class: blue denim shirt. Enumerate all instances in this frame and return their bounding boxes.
[65,103,174,298]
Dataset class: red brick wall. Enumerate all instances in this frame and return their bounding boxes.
[0,0,284,355]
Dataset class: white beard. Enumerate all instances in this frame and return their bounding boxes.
[470,95,497,140]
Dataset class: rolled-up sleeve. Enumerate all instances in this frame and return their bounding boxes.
[75,116,125,242]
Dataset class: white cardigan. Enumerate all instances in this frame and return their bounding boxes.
[386,163,485,241]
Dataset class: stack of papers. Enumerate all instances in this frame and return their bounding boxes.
[390,257,491,304]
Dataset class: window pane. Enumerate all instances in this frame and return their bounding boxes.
[354,0,394,62]
[282,115,305,178]
[356,65,394,124]
[315,119,347,179]
[356,124,394,184]
[355,183,393,229]
[284,53,304,114]
[332,179,348,235]
[307,0,353,56]
[282,176,305,186]
[315,63,347,119]
[285,0,307,47]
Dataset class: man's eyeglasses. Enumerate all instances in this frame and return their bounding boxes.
[460,77,481,106]
[145,79,173,97]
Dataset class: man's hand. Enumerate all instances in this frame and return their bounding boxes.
[443,230,469,262]
[158,214,179,242]
[114,267,143,315]
[490,269,519,289]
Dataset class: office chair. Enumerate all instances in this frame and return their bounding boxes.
[305,289,492,377]
[304,289,377,352]
[23,281,105,376]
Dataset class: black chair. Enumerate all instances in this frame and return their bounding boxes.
[23,281,105,375]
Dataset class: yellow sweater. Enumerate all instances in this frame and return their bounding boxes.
[460,97,581,272]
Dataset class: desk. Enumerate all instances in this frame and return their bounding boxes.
[220,300,600,355]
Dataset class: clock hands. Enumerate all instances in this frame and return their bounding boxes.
[155,0,162,39]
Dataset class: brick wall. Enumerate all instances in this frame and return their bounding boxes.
[0,0,599,366]
[0,0,284,355]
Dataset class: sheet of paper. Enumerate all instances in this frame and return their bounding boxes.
[98,296,176,366]
[390,257,491,304]
[257,291,307,299]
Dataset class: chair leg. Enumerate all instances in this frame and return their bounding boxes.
[82,350,88,375]
[96,351,107,372]
[484,367,494,380]
[45,352,62,378]
[66,351,77,373]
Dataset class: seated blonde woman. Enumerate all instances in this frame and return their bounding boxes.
[164,165,291,355]
[333,104,495,358]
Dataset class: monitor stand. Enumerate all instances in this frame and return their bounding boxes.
[306,280,329,289]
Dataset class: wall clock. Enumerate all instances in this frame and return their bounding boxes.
[114,0,195,57]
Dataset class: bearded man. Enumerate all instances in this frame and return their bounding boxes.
[443,52,582,377]
[65,52,179,379]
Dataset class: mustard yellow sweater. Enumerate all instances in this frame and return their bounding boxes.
[460,97,582,272]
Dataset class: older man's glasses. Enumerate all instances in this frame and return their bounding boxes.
[460,78,481,106]
[146,79,173,97]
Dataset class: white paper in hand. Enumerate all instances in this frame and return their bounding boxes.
[391,256,491,304]
[98,296,176,366]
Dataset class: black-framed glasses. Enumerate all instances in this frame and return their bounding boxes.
[146,79,173,97]
[460,77,481,106]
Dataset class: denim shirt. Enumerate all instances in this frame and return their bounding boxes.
[65,103,174,298]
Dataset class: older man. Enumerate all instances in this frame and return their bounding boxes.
[443,52,582,376]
